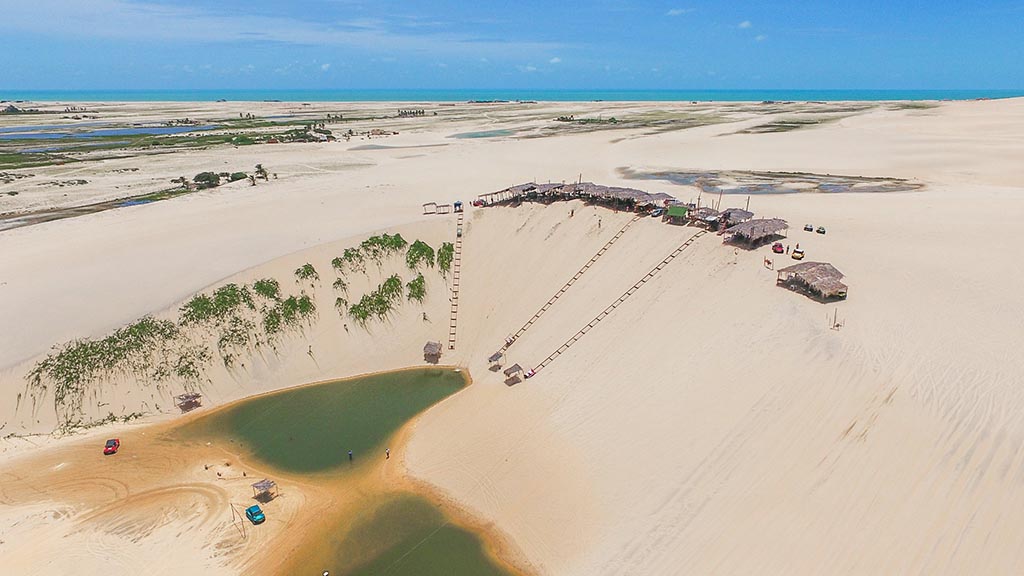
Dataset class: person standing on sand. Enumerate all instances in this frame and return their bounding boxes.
[786,245,790,254]
[386,448,390,460]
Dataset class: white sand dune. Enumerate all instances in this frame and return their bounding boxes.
[2,98,1024,575]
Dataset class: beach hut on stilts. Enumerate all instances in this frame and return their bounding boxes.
[251,479,279,503]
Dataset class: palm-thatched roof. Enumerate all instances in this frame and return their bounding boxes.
[479,181,675,206]
[777,261,848,299]
[725,218,788,242]
[503,363,523,377]
[720,208,754,225]
[251,479,277,493]
[424,341,442,356]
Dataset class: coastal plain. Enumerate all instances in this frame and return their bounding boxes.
[1,97,1024,575]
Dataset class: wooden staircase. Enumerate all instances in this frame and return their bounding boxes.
[448,211,465,350]
[501,214,641,352]
[528,229,707,375]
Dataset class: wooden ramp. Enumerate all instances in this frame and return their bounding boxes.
[448,211,465,350]
[529,229,707,375]
[501,214,641,352]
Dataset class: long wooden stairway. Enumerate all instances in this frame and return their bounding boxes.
[527,229,707,376]
[500,214,641,352]
[448,211,465,350]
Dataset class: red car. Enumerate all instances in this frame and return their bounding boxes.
[772,242,785,254]
[103,438,120,455]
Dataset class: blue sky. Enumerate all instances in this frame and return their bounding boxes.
[2,0,1022,90]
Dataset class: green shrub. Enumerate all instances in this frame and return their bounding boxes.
[229,172,248,182]
[348,274,404,325]
[407,273,426,302]
[334,248,365,273]
[193,171,220,189]
[179,283,253,325]
[295,263,319,283]
[281,293,317,325]
[333,277,349,293]
[262,307,283,334]
[406,240,435,269]
[438,242,454,275]
[253,278,281,300]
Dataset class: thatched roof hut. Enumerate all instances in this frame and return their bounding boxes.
[503,363,523,377]
[424,341,442,363]
[777,261,848,300]
[174,392,202,413]
[725,218,788,244]
[720,208,754,226]
[478,181,675,208]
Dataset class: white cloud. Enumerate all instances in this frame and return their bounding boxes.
[0,0,564,58]
[666,8,693,16]
[518,65,538,73]
[755,35,766,42]
[549,57,562,64]
[320,63,331,71]
[738,20,752,29]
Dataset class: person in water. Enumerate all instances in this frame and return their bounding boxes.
[348,450,353,461]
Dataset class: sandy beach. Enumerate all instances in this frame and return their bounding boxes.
[2,97,1024,574]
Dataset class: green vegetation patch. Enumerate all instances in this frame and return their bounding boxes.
[295,263,319,283]
[0,152,76,170]
[438,242,454,275]
[406,273,426,303]
[333,247,366,274]
[27,316,210,427]
[349,274,404,325]
[406,240,435,270]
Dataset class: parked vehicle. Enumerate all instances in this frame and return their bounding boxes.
[103,438,120,455]
[245,505,266,525]
[772,242,785,254]
[803,224,814,232]
[816,226,826,234]
[791,248,805,260]
[650,208,664,218]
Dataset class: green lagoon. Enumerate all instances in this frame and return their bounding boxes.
[327,493,514,576]
[183,368,467,474]
[177,368,516,576]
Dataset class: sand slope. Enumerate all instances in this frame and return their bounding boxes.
[2,98,1024,575]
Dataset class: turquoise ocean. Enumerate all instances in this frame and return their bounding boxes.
[2,89,1022,102]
